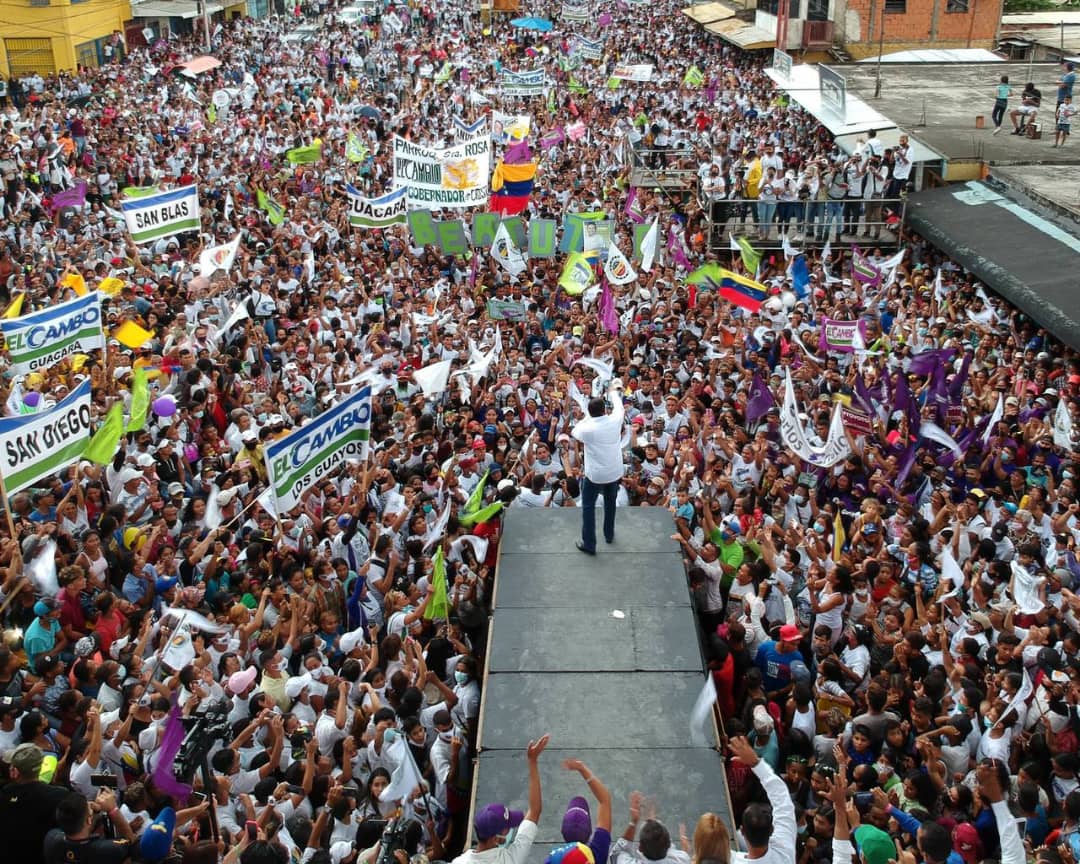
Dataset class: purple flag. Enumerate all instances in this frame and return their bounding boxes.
[853,373,877,416]
[49,180,87,212]
[850,245,881,288]
[504,140,533,164]
[152,695,193,800]
[894,442,919,490]
[928,363,950,424]
[539,127,565,151]
[624,187,645,224]
[893,372,921,432]
[745,373,776,425]
[908,347,956,377]
[667,223,691,269]
[598,279,619,334]
[598,11,613,24]
[948,349,973,401]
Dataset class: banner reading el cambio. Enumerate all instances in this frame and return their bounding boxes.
[121,185,200,244]
[499,69,546,97]
[347,185,407,228]
[0,379,92,494]
[265,385,372,512]
[393,134,491,209]
[1,292,105,375]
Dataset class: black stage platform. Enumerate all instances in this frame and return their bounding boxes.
[470,508,732,860]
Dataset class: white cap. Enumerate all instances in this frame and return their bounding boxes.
[117,467,143,485]
[330,842,354,864]
[284,673,312,700]
[339,629,366,654]
[136,453,156,468]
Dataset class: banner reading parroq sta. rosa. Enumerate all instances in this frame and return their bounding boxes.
[392,133,491,208]
[0,379,92,493]
[264,385,372,512]
[0,292,105,375]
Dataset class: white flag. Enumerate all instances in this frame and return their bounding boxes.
[941,546,965,590]
[881,249,906,287]
[641,218,659,273]
[982,394,1003,445]
[491,222,527,277]
[919,421,964,458]
[781,233,800,259]
[219,298,251,338]
[379,735,424,802]
[224,192,235,221]
[422,501,451,552]
[304,249,316,284]
[603,242,637,286]
[729,234,740,252]
[689,674,718,746]
[412,359,453,396]
[198,235,241,277]
[1055,396,1074,450]
[25,538,58,595]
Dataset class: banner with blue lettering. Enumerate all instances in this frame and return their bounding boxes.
[1,292,104,375]
[0,379,92,494]
[264,385,372,512]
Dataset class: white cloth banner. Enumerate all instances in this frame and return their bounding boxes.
[778,371,851,468]
[491,222,528,276]
[604,242,637,285]
[392,133,491,209]
[1055,397,1073,449]
[198,235,241,276]
[412,359,453,396]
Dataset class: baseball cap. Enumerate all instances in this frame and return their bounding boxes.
[285,673,313,700]
[779,624,801,643]
[474,804,524,841]
[167,482,185,497]
[136,453,156,468]
[854,825,895,864]
[155,577,179,595]
[33,599,56,617]
[330,842,356,864]
[546,843,595,864]
[340,629,366,654]
[140,807,177,862]
[561,797,592,843]
[227,666,258,695]
[5,743,44,777]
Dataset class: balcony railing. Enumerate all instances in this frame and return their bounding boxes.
[802,19,833,47]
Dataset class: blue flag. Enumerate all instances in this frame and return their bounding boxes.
[790,254,810,299]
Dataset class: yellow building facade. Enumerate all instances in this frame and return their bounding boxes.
[0,0,130,79]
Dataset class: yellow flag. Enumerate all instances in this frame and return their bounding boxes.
[61,273,88,297]
[3,294,25,319]
[832,509,846,563]
[113,320,155,350]
[98,277,125,297]
[559,251,595,296]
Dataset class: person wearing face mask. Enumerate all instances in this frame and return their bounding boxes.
[452,734,550,864]
[450,656,480,741]
[428,708,461,811]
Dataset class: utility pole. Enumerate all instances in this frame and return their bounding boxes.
[873,0,885,98]
[202,0,212,51]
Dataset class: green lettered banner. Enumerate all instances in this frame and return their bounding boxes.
[407,210,438,247]
[436,220,469,256]
[528,219,558,258]
[472,213,500,248]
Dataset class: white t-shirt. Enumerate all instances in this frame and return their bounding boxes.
[452,819,538,864]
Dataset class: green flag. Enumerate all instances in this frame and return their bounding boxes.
[126,367,149,433]
[256,189,285,226]
[207,102,217,124]
[121,185,161,199]
[682,65,705,88]
[286,142,322,164]
[463,470,489,515]
[559,251,595,295]
[736,236,761,274]
[424,546,450,620]
[345,133,369,163]
[434,62,454,86]
[568,76,587,95]
[84,402,125,465]
[458,500,504,527]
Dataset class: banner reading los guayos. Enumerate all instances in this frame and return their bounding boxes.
[1,292,105,375]
[392,134,491,209]
[264,385,372,512]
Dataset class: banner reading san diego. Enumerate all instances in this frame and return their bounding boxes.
[0,379,92,494]
[1,292,104,375]
[392,134,491,208]
[264,385,372,512]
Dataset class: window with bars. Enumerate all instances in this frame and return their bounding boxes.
[4,38,55,76]
[884,0,906,11]
[76,40,100,68]
[946,0,969,12]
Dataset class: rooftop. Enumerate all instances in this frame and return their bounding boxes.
[833,61,1079,165]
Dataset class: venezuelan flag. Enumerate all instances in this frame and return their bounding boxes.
[490,159,538,216]
[686,264,768,313]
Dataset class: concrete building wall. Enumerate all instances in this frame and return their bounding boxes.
[840,0,1002,53]
[0,0,130,77]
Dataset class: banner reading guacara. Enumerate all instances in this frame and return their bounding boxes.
[264,385,372,512]
[1,292,104,375]
[0,379,92,494]
[392,134,491,208]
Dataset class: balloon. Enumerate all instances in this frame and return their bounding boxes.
[152,395,177,417]
[23,392,41,408]
[780,290,797,311]
[482,27,491,35]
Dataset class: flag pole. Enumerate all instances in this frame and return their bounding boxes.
[0,468,19,542]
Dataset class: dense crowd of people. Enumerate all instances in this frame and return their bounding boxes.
[0,3,1078,864]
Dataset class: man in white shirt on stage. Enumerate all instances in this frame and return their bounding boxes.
[571,380,625,555]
